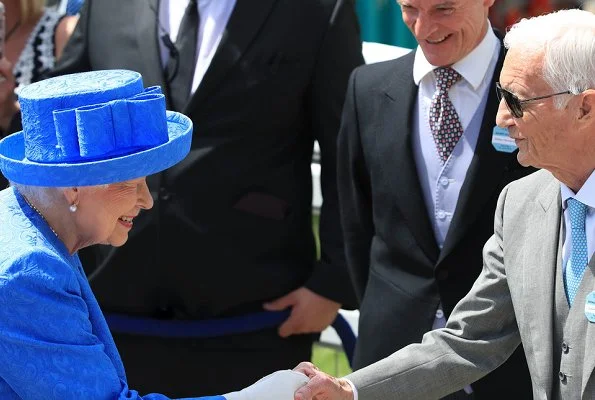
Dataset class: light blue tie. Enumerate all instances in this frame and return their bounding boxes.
[565,198,589,305]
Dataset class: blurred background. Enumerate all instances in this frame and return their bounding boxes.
[47,0,592,48]
[356,0,586,50]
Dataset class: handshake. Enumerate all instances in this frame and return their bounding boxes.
[221,362,353,400]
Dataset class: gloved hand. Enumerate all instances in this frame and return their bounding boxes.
[223,370,309,400]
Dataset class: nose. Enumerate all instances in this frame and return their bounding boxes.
[138,178,154,210]
[412,12,435,39]
[495,98,514,129]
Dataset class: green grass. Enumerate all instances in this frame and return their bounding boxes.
[310,213,352,377]
[312,212,321,259]
[312,343,352,377]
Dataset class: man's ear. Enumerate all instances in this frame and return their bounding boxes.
[578,89,595,120]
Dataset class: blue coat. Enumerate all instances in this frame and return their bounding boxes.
[0,188,223,400]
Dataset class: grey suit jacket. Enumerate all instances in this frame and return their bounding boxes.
[348,169,595,399]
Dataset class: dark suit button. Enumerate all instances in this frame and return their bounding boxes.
[558,371,567,383]
[562,342,569,353]
[437,270,449,281]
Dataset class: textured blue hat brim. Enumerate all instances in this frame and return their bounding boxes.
[0,111,192,187]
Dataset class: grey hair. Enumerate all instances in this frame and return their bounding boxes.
[504,9,595,108]
[10,183,59,209]
[10,182,110,210]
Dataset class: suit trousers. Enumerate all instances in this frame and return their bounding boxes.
[113,328,314,397]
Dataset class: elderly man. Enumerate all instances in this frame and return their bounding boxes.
[294,8,595,400]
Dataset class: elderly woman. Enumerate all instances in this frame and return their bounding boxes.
[0,69,307,399]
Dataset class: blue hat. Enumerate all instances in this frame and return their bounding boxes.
[0,69,192,186]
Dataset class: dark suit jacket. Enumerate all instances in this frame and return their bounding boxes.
[337,38,535,397]
[51,0,363,319]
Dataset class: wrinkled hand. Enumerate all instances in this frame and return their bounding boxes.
[263,287,341,338]
[223,370,309,400]
[0,58,18,132]
[293,362,354,400]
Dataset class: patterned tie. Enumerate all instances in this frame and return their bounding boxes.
[565,197,589,306]
[429,67,464,163]
[167,0,199,111]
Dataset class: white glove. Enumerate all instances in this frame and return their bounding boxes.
[223,370,309,400]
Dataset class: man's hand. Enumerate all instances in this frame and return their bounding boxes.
[293,362,354,400]
[263,287,340,338]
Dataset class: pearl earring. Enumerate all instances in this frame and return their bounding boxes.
[69,204,78,213]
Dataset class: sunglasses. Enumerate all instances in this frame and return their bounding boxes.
[495,82,572,118]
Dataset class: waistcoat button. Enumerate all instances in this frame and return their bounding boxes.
[561,342,569,353]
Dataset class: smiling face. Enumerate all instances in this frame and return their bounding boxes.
[399,0,494,66]
[74,177,154,249]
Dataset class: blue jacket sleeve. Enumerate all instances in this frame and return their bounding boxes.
[0,250,224,400]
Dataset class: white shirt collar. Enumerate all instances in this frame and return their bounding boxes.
[561,170,595,210]
[413,21,499,90]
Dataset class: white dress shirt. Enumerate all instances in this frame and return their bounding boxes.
[412,23,500,249]
[158,0,236,95]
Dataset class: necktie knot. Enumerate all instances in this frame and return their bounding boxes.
[434,67,461,93]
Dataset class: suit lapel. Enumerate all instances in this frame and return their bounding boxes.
[384,52,440,262]
[185,0,277,111]
[523,176,560,397]
[135,0,166,87]
[439,39,513,262]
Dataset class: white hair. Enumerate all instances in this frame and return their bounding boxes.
[10,182,109,210]
[504,9,595,108]
[10,183,59,209]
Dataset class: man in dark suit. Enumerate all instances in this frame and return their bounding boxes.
[50,0,363,397]
[336,0,533,398]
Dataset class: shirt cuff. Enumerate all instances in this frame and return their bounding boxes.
[345,378,358,400]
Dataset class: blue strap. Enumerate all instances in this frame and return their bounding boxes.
[105,310,291,338]
[104,310,356,367]
[330,313,356,367]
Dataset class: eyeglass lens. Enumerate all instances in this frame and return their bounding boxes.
[496,83,523,118]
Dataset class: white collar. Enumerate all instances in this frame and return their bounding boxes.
[413,21,499,90]
[561,170,595,210]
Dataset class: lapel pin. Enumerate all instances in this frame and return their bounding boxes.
[584,292,595,322]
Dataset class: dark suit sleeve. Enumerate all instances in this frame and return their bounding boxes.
[49,0,92,76]
[303,0,364,309]
[335,67,374,303]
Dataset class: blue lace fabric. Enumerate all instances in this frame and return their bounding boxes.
[0,188,224,400]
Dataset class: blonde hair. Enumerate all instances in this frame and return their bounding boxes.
[20,0,45,24]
